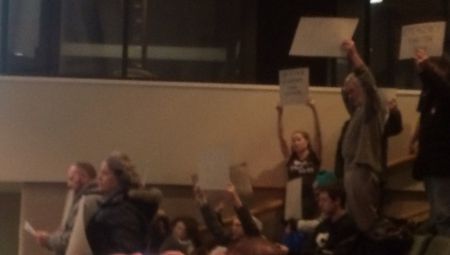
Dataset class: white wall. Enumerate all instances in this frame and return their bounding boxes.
[0,75,421,255]
[0,76,420,187]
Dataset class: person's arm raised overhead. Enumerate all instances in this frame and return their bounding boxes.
[277,104,290,159]
[342,39,382,119]
[226,183,261,237]
[415,48,450,94]
[307,98,322,161]
[192,175,230,244]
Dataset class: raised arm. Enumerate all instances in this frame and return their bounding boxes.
[192,176,231,245]
[409,117,420,155]
[226,183,261,237]
[342,39,384,119]
[342,39,365,69]
[415,49,450,95]
[192,175,231,245]
[306,99,322,161]
[276,104,290,159]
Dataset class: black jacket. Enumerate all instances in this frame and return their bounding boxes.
[413,58,450,179]
[86,188,161,255]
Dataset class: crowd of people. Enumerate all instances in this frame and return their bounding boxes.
[32,39,450,255]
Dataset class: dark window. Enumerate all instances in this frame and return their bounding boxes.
[1,0,449,88]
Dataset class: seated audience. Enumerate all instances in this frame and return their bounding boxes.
[193,181,262,246]
[147,210,171,253]
[159,216,201,255]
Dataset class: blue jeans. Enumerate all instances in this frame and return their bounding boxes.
[424,176,450,236]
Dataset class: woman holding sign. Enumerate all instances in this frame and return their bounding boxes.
[276,99,322,220]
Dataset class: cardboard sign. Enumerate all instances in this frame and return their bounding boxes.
[290,17,359,57]
[399,21,446,60]
[279,68,309,105]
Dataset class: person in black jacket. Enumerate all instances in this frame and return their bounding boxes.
[86,151,162,255]
[302,184,358,255]
[412,49,450,236]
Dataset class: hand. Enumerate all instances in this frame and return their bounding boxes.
[34,230,50,247]
[226,182,237,196]
[225,183,242,207]
[306,98,316,108]
[387,98,398,111]
[341,39,356,54]
[192,173,208,205]
[276,103,283,115]
[193,184,207,205]
[414,48,429,64]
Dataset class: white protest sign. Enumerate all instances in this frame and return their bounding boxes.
[399,21,446,60]
[197,148,230,190]
[279,67,309,105]
[289,17,359,57]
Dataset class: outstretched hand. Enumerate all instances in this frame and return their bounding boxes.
[34,230,50,248]
[192,174,207,205]
[225,183,243,208]
[341,39,356,54]
[306,98,316,108]
[414,48,429,64]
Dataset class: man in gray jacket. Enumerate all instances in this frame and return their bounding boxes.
[34,162,97,255]
[340,39,386,233]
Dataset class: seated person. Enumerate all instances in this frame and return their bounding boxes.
[193,181,262,246]
[159,216,200,255]
[297,170,338,233]
[302,184,358,255]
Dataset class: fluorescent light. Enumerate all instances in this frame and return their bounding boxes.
[370,0,383,4]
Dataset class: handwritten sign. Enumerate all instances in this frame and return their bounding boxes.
[399,21,446,60]
[279,68,309,105]
[289,17,359,57]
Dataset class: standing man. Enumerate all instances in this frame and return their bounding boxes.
[413,49,450,236]
[34,162,97,255]
[340,39,386,233]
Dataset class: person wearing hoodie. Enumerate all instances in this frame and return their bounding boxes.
[86,151,162,255]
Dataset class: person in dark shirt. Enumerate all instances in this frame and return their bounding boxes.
[412,49,450,236]
[303,184,357,255]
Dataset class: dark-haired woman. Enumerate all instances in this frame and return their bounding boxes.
[86,151,162,255]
